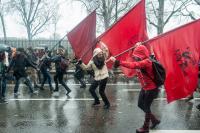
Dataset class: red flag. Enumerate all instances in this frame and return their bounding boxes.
[147,19,200,103]
[99,0,148,77]
[67,11,96,64]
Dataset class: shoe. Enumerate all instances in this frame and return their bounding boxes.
[0,98,8,104]
[103,104,110,109]
[34,84,40,89]
[196,104,200,110]
[14,93,20,97]
[92,101,100,106]
[150,120,160,129]
[80,85,86,88]
[40,86,45,90]
[66,90,71,95]
[31,91,38,95]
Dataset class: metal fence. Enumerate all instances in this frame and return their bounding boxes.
[0,39,73,56]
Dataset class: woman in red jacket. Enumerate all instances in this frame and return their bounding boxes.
[110,44,160,133]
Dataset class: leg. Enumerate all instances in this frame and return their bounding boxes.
[54,73,59,92]
[89,80,100,105]
[99,78,110,108]
[58,73,71,94]
[46,71,53,91]
[137,89,159,133]
[24,77,34,93]
[79,78,86,88]
[40,70,47,90]
[14,78,20,94]
[138,89,146,112]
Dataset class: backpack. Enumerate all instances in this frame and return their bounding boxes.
[60,57,69,71]
[142,58,166,88]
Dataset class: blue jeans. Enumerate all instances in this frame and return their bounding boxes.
[0,76,7,98]
[14,77,34,93]
[41,69,53,89]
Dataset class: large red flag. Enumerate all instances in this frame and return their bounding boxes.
[67,11,96,64]
[147,19,200,103]
[99,0,148,77]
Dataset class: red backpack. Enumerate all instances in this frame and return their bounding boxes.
[60,58,70,71]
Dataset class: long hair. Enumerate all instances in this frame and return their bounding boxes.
[93,55,105,69]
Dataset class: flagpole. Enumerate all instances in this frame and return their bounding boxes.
[113,40,148,58]
[49,32,69,53]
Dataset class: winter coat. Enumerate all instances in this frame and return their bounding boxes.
[50,55,67,73]
[81,60,109,81]
[119,45,157,91]
[7,52,37,79]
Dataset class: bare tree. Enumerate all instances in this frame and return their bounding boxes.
[52,4,61,40]
[74,0,137,31]
[0,0,9,42]
[11,0,59,40]
[178,0,200,21]
[146,0,191,35]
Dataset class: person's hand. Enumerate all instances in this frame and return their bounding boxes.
[109,56,116,62]
[78,59,82,65]
[135,42,142,47]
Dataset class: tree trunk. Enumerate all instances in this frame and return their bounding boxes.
[157,0,164,34]
[0,13,7,43]
[27,24,32,41]
[115,0,118,22]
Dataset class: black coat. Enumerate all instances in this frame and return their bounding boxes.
[7,53,37,79]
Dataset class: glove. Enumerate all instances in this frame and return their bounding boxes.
[114,60,120,68]
[78,60,82,65]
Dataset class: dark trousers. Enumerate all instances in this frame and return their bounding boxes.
[54,72,70,92]
[77,77,86,87]
[14,77,34,93]
[138,88,159,113]
[41,69,53,89]
[89,78,110,105]
[0,76,6,98]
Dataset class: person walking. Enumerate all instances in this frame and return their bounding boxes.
[110,43,160,133]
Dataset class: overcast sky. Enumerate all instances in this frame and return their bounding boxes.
[0,0,88,39]
[0,0,198,39]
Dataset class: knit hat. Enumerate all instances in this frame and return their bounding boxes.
[132,45,149,60]
[93,48,102,57]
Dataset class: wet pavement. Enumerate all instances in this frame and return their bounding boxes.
[0,77,200,133]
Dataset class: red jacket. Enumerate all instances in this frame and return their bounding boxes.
[120,45,157,90]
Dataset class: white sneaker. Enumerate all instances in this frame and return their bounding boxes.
[31,91,38,95]
[14,93,20,97]
[53,92,59,97]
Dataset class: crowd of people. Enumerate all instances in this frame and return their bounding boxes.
[0,43,199,133]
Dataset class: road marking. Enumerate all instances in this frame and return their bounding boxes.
[150,130,200,133]
[8,98,121,101]
[7,83,140,87]
[154,98,200,101]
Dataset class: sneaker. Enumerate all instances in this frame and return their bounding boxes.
[0,98,8,104]
[14,93,20,97]
[66,90,71,95]
[103,104,110,109]
[196,104,200,110]
[53,91,59,97]
[30,91,38,95]
[40,86,45,90]
[92,101,100,106]
[80,85,86,89]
